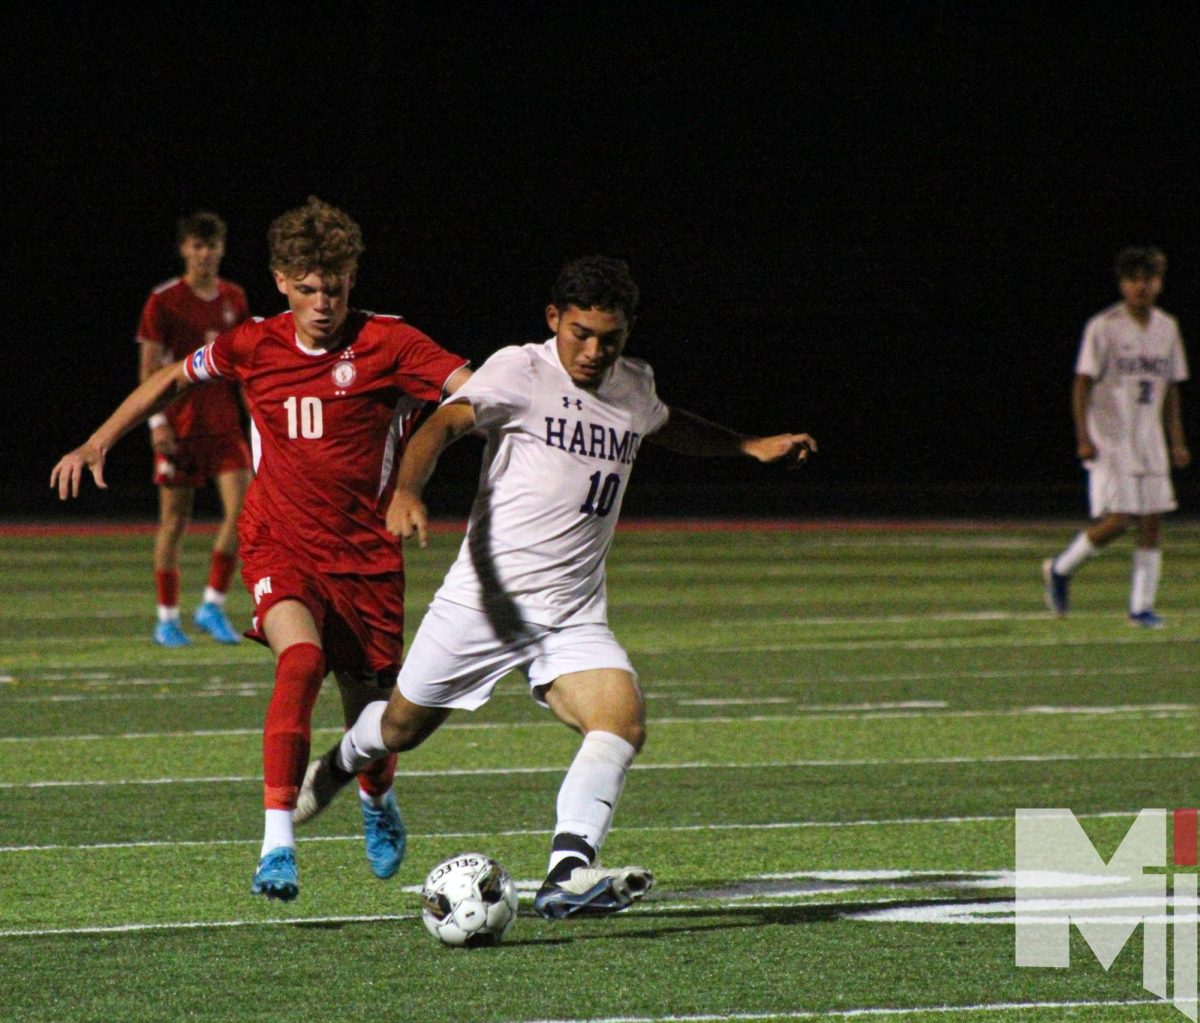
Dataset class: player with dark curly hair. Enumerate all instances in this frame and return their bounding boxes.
[297,255,816,918]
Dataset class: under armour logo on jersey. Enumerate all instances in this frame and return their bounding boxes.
[562,396,583,410]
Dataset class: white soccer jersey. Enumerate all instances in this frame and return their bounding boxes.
[435,338,669,627]
[1076,302,1189,474]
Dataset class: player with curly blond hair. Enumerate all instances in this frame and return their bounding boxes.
[53,197,471,901]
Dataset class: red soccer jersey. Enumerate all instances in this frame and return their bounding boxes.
[184,309,467,574]
[137,277,249,438]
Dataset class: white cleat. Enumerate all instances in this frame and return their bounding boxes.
[534,864,654,919]
[294,747,353,825]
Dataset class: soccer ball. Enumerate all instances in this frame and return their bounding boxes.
[420,852,519,947]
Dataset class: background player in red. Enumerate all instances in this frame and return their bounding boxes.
[138,211,252,647]
[52,197,470,902]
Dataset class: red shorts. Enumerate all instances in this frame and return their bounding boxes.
[240,550,405,675]
[154,432,252,488]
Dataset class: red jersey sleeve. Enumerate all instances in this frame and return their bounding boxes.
[183,319,258,383]
[229,284,250,325]
[136,291,166,346]
[391,325,468,399]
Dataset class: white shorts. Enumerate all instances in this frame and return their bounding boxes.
[397,597,636,711]
[1087,463,1177,518]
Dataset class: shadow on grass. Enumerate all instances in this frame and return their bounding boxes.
[495,886,1015,945]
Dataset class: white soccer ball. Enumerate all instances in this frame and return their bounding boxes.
[420,852,519,947]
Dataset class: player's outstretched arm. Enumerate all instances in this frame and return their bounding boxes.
[386,401,479,547]
[647,407,816,468]
[50,361,195,499]
[139,340,178,457]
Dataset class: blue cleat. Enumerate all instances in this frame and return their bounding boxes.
[1128,610,1165,629]
[153,619,191,647]
[361,791,406,879]
[1041,558,1070,617]
[251,846,298,901]
[533,865,653,920]
[194,602,241,644]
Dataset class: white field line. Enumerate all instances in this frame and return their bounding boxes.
[506,999,1163,1022]
[0,656,258,671]
[788,609,1200,627]
[2,701,1196,744]
[0,607,1090,625]
[0,808,1156,855]
[5,662,1193,690]
[677,699,950,709]
[3,664,1192,708]
[641,633,1200,655]
[787,665,1198,683]
[11,609,152,620]
[7,613,1200,656]
[8,687,681,704]
[3,748,1200,793]
[9,690,266,704]
[0,913,416,938]
[5,748,1200,793]
[10,663,1197,703]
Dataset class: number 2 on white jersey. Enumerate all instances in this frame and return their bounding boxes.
[283,396,324,439]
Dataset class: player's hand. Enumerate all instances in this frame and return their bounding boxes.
[742,433,817,468]
[386,489,430,548]
[1171,444,1192,470]
[150,423,177,456]
[50,443,108,499]
[1076,439,1097,461]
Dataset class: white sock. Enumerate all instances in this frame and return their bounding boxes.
[156,606,180,623]
[1130,547,1162,614]
[359,787,389,808]
[1053,532,1099,575]
[338,701,388,773]
[203,587,226,607]
[261,809,294,856]
[553,731,637,857]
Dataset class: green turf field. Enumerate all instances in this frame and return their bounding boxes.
[1,521,1198,1022]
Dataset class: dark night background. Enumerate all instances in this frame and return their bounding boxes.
[4,5,1198,522]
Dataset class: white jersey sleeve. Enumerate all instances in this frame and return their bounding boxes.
[1075,314,1108,379]
[443,345,533,428]
[435,339,667,627]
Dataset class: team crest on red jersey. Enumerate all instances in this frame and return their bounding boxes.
[332,360,357,389]
[222,302,238,325]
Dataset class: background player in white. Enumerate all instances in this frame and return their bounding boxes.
[296,255,816,918]
[1043,246,1190,627]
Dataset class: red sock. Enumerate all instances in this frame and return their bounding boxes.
[358,753,398,799]
[207,551,237,595]
[154,569,180,609]
[262,643,325,810]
